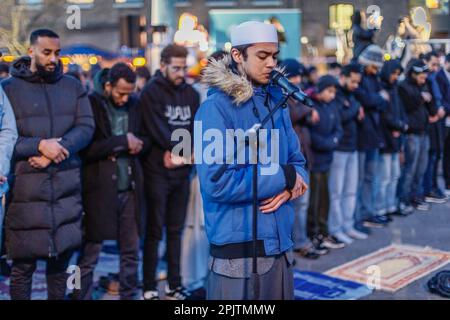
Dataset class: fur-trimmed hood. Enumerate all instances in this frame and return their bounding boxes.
[201,55,283,105]
[201,55,253,105]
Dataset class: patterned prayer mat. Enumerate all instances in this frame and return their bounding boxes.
[325,244,450,292]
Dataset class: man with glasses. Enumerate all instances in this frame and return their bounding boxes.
[140,44,200,300]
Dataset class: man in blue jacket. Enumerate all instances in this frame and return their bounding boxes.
[195,21,308,300]
[0,85,18,276]
[354,45,390,231]
[306,75,344,250]
[376,60,409,217]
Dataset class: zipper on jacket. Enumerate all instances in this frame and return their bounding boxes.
[128,165,136,190]
[42,81,57,258]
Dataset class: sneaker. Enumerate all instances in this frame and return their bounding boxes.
[425,191,448,204]
[311,236,330,255]
[333,232,354,245]
[294,246,320,260]
[386,209,399,216]
[143,290,160,300]
[346,228,369,240]
[398,202,414,215]
[165,286,192,300]
[444,186,450,196]
[322,235,346,249]
[363,216,388,228]
[375,215,391,223]
[412,198,431,211]
[354,223,372,235]
[435,189,449,200]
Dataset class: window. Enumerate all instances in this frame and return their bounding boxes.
[114,0,145,8]
[206,0,237,7]
[66,0,94,9]
[17,0,43,7]
[329,4,354,30]
[251,0,283,6]
[175,0,191,7]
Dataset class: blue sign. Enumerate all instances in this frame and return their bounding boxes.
[209,9,302,60]
[294,270,373,300]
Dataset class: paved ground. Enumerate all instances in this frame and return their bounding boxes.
[294,198,450,300]
[2,190,449,300]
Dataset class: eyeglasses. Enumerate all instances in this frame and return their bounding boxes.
[169,66,188,73]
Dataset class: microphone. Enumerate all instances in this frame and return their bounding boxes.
[271,70,313,107]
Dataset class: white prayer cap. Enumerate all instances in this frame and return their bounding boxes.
[230,21,278,47]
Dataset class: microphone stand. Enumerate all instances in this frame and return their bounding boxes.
[211,91,294,300]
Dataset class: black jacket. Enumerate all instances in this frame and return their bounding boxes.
[140,71,199,180]
[427,73,445,153]
[2,57,94,259]
[289,99,314,169]
[354,72,388,151]
[398,77,438,135]
[81,92,150,242]
[352,24,376,59]
[380,60,409,153]
[308,98,343,173]
[434,69,450,153]
[335,85,360,152]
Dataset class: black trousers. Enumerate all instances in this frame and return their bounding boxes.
[73,191,139,300]
[444,128,450,188]
[10,250,73,300]
[307,171,330,238]
[143,174,189,291]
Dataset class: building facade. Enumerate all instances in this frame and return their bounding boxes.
[1,0,448,58]
[0,0,151,53]
[172,0,449,58]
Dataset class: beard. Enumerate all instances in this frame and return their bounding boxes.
[163,69,184,87]
[35,59,60,83]
[108,94,120,108]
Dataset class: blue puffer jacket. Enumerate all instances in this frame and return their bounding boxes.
[195,56,308,257]
[308,97,343,172]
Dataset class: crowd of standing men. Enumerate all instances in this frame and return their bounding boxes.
[0,24,450,300]
[0,29,199,300]
[283,46,450,259]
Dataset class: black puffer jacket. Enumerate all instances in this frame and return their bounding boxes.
[1,57,95,259]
